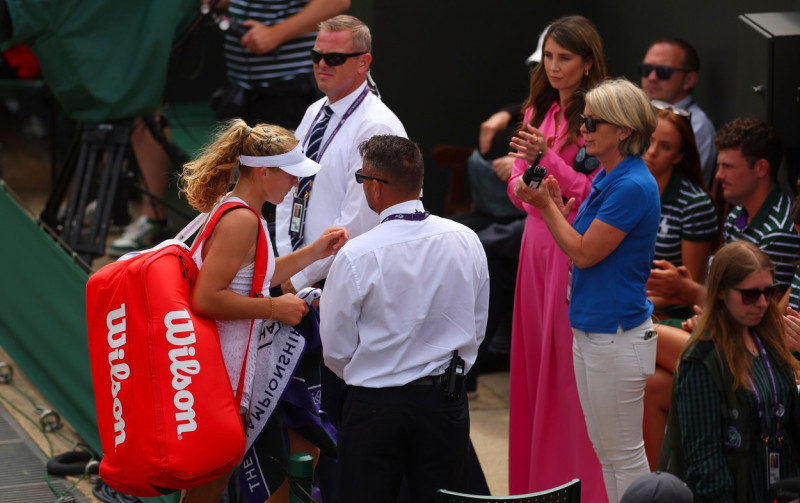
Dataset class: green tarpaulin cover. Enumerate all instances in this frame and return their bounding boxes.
[0,181,178,502]
[1,0,196,121]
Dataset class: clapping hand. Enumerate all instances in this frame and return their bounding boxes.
[783,306,800,352]
[513,175,573,218]
[681,305,704,333]
[509,123,550,163]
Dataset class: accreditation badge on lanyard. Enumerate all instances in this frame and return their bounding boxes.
[748,330,785,488]
[290,193,307,237]
[767,449,780,486]
[289,86,371,244]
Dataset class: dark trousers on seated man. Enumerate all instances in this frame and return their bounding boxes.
[338,381,470,503]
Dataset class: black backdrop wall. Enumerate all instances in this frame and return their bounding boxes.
[349,0,799,215]
[168,1,800,216]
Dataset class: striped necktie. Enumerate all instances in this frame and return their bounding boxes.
[291,105,333,250]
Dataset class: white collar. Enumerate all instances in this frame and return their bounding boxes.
[327,81,369,116]
[378,200,425,221]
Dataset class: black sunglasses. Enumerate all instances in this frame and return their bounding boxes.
[355,168,389,184]
[579,114,612,133]
[638,63,692,80]
[732,285,780,305]
[310,49,366,67]
[651,99,692,120]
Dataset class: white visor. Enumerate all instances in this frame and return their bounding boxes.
[239,143,321,177]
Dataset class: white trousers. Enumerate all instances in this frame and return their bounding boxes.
[572,319,657,503]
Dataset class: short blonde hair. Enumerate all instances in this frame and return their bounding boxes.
[585,78,656,157]
[319,15,371,52]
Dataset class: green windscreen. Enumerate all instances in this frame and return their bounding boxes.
[0,182,177,503]
[0,180,96,447]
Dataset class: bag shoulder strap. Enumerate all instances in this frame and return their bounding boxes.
[188,200,269,408]
[188,201,268,297]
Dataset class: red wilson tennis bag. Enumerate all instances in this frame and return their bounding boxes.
[86,202,267,496]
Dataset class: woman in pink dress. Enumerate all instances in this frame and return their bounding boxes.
[506,16,608,500]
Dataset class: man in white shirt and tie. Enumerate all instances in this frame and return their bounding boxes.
[320,135,490,503]
[275,14,406,293]
[271,15,405,502]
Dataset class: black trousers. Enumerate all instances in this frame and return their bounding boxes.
[338,381,470,503]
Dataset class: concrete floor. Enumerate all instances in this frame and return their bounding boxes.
[0,106,512,499]
[469,372,511,495]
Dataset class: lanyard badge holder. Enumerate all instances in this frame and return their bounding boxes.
[748,331,785,488]
[289,187,309,240]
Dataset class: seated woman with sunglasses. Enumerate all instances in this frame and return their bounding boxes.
[659,240,800,502]
[515,78,659,502]
[641,105,721,468]
[646,104,719,299]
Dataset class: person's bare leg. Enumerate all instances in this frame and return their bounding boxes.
[265,428,321,503]
[653,324,691,373]
[130,116,170,222]
[181,465,237,503]
[642,325,690,470]
[643,365,674,470]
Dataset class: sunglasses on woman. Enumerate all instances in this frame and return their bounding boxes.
[310,49,366,67]
[732,285,780,305]
[638,63,692,80]
[579,114,612,133]
[652,100,692,120]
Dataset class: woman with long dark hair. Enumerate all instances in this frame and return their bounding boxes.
[517,78,660,501]
[505,14,608,498]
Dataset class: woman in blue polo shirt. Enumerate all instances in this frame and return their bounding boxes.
[514,78,660,502]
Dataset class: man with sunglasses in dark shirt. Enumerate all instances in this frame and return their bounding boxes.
[640,38,717,185]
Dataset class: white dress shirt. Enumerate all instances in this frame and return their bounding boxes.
[275,82,407,289]
[320,200,490,388]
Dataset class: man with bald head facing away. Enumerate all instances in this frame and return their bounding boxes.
[320,135,490,503]
[640,38,717,185]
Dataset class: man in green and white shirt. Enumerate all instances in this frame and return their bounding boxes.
[648,117,800,305]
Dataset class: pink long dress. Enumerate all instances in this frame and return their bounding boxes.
[507,102,606,501]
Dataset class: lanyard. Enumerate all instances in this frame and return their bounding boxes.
[747,330,785,444]
[733,208,749,231]
[303,85,370,161]
[381,211,430,224]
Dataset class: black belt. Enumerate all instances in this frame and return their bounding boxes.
[406,374,444,386]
